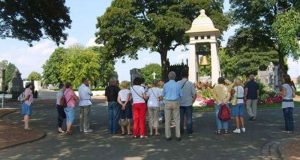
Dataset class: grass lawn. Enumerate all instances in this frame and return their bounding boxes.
[194,101,300,112]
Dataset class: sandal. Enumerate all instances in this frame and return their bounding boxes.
[66,131,72,135]
[24,128,32,130]
[155,133,160,136]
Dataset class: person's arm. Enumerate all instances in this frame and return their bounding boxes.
[244,87,248,101]
[280,86,286,97]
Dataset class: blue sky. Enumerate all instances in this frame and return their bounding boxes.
[0,0,299,81]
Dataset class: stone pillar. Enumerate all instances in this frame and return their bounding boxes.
[210,42,220,85]
[188,44,197,83]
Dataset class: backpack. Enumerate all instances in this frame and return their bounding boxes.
[218,104,231,121]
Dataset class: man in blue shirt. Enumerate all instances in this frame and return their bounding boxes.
[162,71,181,141]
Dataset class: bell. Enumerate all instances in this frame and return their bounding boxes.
[200,56,209,66]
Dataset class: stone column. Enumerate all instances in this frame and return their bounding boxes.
[188,44,197,83]
[210,42,220,85]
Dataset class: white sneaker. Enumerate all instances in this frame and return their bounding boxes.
[233,128,241,134]
[241,128,246,133]
[84,129,93,133]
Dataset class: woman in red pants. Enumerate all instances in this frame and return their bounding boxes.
[130,77,148,138]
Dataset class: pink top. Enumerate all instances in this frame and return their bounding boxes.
[24,88,33,105]
[64,88,77,108]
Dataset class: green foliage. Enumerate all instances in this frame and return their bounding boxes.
[43,46,115,88]
[0,60,17,85]
[220,49,278,79]
[43,48,65,85]
[272,9,300,59]
[230,0,300,70]
[140,63,162,84]
[27,71,42,81]
[96,0,229,80]
[0,0,71,45]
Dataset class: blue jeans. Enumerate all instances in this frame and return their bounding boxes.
[108,102,120,134]
[64,107,75,125]
[180,106,193,134]
[283,107,294,131]
[215,104,229,130]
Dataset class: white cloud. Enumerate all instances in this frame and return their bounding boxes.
[85,37,103,47]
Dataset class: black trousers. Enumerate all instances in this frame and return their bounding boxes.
[56,105,66,128]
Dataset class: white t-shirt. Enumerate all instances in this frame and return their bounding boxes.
[131,85,145,104]
[147,87,162,107]
[118,89,131,102]
[56,90,64,105]
[234,86,244,104]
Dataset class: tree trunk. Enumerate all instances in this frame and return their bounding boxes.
[160,50,168,82]
[278,51,286,87]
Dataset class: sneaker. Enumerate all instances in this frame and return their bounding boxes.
[233,128,241,134]
[241,128,246,133]
[83,129,93,133]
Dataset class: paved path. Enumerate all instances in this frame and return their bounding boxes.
[0,97,299,160]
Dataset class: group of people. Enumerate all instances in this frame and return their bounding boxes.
[105,70,196,141]
[19,71,296,139]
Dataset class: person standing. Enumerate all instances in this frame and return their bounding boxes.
[162,71,181,141]
[147,79,162,136]
[178,70,196,135]
[105,78,121,134]
[281,74,295,134]
[231,78,246,134]
[212,77,231,135]
[21,83,34,130]
[244,74,259,121]
[64,82,79,135]
[117,81,132,135]
[131,77,148,138]
[78,78,93,133]
[56,83,66,133]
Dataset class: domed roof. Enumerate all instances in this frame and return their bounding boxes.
[186,10,220,35]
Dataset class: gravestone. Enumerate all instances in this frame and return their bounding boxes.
[257,62,279,90]
[9,69,24,99]
[130,68,142,84]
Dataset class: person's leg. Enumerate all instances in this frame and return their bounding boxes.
[107,102,113,133]
[148,108,154,135]
[57,106,65,132]
[239,104,245,129]
[65,107,74,134]
[252,99,258,119]
[79,107,84,132]
[24,115,29,129]
[113,103,121,134]
[283,108,289,131]
[186,106,193,134]
[173,102,181,138]
[87,105,91,130]
[133,104,140,137]
[180,106,185,134]
[246,100,253,118]
[153,108,160,135]
[139,103,147,137]
[215,104,222,132]
[164,102,172,139]
[287,107,294,131]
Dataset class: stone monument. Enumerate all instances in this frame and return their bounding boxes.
[257,62,279,90]
[130,68,142,84]
[186,9,221,84]
[9,69,24,99]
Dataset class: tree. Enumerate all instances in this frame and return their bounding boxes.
[230,0,300,75]
[96,0,229,81]
[60,47,101,87]
[219,49,279,79]
[28,71,42,81]
[0,60,17,86]
[140,63,162,84]
[297,75,300,85]
[43,48,66,85]
[0,0,71,45]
